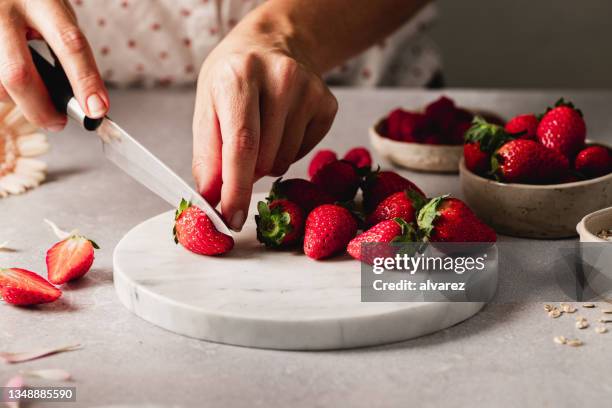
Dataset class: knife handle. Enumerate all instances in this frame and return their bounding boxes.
[29,45,103,131]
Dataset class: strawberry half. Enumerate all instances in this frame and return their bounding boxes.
[174,199,234,256]
[417,195,497,243]
[0,268,62,306]
[255,199,304,248]
[347,218,418,264]
[303,204,358,260]
[46,235,99,285]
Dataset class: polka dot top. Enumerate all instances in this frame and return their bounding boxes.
[70,0,440,87]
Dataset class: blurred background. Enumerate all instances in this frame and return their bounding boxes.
[431,0,611,89]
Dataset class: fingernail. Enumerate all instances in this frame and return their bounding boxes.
[86,93,107,118]
[230,210,245,232]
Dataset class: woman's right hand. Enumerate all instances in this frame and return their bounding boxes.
[0,0,108,131]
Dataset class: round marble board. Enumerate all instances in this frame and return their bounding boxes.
[114,194,486,350]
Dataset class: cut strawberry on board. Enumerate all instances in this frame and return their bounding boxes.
[0,268,62,306]
[46,235,99,285]
[174,199,234,256]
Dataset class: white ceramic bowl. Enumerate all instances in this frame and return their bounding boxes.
[459,158,612,239]
[577,206,612,242]
[370,109,503,173]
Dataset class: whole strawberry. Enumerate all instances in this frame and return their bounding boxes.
[269,178,335,214]
[537,99,586,158]
[362,171,424,213]
[417,196,497,243]
[575,145,611,178]
[255,200,304,248]
[311,160,360,202]
[303,204,358,260]
[493,139,569,184]
[46,234,99,284]
[463,117,515,175]
[174,199,234,256]
[505,114,538,139]
[343,147,372,171]
[347,218,418,264]
[0,268,62,306]
[308,149,337,178]
[366,189,427,227]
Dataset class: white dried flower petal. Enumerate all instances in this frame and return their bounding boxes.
[567,339,583,347]
[548,308,562,318]
[595,326,607,334]
[582,303,595,308]
[553,336,567,345]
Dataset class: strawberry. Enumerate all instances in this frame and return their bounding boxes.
[505,114,538,139]
[255,199,304,248]
[417,196,496,243]
[362,171,424,213]
[308,149,337,178]
[311,160,360,202]
[424,96,456,122]
[493,139,569,184]
[385,108,406,140]
[463,117,516,175]
[0,268,61,306]
[268,178,335,214]
[347,218,418,263]
[366,189,427,227]
[537,99,586,158]
[46,234,99,284]
[343,147,372,171]
[174,199,234,256]
[574,145,611,178]
[303,204,358,260]
[399,112,428,142]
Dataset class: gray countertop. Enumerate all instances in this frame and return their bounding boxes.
[2,89,612,408]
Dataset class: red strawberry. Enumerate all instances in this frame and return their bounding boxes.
[493,139,569,184]
[399,112,428,142]
[347,218,418,263]
[449,121,472,145]
[425,96,456,121]
[303,204,358,260]
[174,199,234,255]
[308,149,337,178]
[575,145,611,178]
[269,178,335,214]
[362,171,424,213]
[366,189,427,227]
[386,108,406,140]
[311,160,360,201]
[0,268,62,306]
[537,99,586,158]
[255,199,304,248]
[46,235,99,284]
[343,147,372,170]
[463,142,490,175]
[422,133,443,145]
[463,117,516,175]
[505,114,538,139]
[417,196,497,243]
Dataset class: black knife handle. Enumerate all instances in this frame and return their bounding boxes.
[29,45,103,131]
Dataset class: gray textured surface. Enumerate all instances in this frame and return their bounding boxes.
[2,89,612,407]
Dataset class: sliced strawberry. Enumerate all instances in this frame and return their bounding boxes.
[0,268,62,306]
[46,235,98,285]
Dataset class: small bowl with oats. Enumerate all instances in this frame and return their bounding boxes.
[577,206,612,242]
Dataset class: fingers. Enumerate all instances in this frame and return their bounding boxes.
[0,17,66,130]
[215,72,261,231]
[26,0,108,119]
[192,91,223,207]
[297,87,338,160]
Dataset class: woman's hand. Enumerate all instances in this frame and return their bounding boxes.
[0,0,108,131]
[192,11,338,231]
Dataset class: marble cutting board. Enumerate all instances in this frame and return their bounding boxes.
[113,194,488,350]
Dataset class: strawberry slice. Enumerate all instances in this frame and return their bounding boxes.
[46,235,99,285]
[0,268,62,305]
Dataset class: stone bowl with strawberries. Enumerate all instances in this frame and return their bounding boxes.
[459,99,612,239]
[370,96,504,173]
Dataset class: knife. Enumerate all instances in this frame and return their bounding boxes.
[29,44,231,236]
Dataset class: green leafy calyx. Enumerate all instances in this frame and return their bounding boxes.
[255,201,293,247]
[416,195,448,237]
[464,116,515,154]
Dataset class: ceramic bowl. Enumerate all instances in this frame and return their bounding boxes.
[370,109,503,173]
[459,158,612,239]
[577,206,612,242]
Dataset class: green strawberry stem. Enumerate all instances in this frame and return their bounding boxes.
[255,201,293,247]
[464,116,515,153]
[416,195,449,238]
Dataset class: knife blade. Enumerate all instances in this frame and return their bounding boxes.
[28,43,232,236]
[96,118,232,236]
